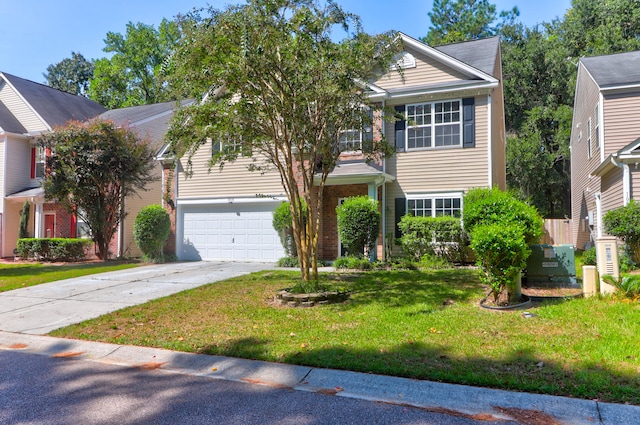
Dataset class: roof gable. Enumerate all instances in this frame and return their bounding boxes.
[581,50,640,89]
[1,72,106,131]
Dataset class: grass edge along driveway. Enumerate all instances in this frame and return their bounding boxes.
[0,261,140,293]
[49,268,640,405]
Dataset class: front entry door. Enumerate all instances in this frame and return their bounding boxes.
[44,213,56,238]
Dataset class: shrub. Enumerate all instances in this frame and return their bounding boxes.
[470,223,530,303]
[581,247,597,265]
[398,215,469,263]
[334,255,372,270]
[464,187,543,244]
[464,188,542,303]
[19,200,30,239]
[601,274,640,300]
[603,200,640,263]
[272,201,306,258]
[336,196,380,258]
[17,238,91,262]
[419,253,452,270]
[277,256,299,267]
[133,205,171,263]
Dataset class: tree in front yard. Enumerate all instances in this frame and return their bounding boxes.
[40,119,156,260]
[167,0,399,284]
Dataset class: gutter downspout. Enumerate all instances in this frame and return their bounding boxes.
[610,155,631,206]
[487,94,493,188]
[381,100,387,261]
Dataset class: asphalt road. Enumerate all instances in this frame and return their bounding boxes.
[0,350,511,425]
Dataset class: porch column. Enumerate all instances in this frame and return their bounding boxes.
[367,182,379,262]
[33,200,44,238]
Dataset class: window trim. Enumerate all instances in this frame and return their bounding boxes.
[587,117,592,159]
[594,104,600,149]
[406,192,463,218]
[405,99,463,151]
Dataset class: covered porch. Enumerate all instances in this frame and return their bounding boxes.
[315,161,394,261]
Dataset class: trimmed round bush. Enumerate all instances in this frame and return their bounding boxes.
[336,196,380,258]
[134,204,171,262]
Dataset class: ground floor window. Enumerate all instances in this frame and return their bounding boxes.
[407,193,462,218]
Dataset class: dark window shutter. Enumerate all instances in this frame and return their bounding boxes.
[30,147,36,179]
[394,197,406,239]
[394,105,406,152]
[463,97,475,148]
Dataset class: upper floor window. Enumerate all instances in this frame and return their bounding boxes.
[407,100,461,150]
[212,138,249,156]
[339,129,362,152]
[408,194,462,218]
[587,118,592,159]
[31,146,45,179]
[594,104,600,149]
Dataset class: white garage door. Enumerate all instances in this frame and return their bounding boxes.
[178,202,285,262]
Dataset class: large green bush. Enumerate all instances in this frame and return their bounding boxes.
[17,238,91,262]
[464,188,543,304]
[603,200,640,263]
[272,201,306,258]
[464,187,543,244]
[470,223,530,303]
[398,215,469,263]
[336,196,380,258]
[133,204,171,262]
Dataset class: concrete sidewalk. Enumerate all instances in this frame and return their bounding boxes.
[1,261,639,424]
[0,261,275,334]
[0,331,638,424]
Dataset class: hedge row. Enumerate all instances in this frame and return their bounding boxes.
[17,238,92,262]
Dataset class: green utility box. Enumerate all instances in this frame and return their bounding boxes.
[525,244,577,286]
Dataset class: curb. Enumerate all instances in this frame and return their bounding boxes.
[1,331,639,424]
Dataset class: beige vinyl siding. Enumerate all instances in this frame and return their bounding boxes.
[0,81,47,133]
[120,165,163,257]
[373,47,468,91]
[0,136,5,208]
[633,168,640,202]
[5,137,31,195]
[571,66,603,249]
[2,201,22,257]
[602,92,640,155]
[601,168,624,236]
[490,51,506,189]
[384,95,490,250]
[177,142,284,199]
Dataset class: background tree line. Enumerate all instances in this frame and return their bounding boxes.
[44,0,640,219]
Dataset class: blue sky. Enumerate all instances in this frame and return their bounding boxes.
[1,0,572,84]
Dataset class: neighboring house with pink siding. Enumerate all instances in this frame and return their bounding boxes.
[0,72,106,258]
[570,51,640,250]
[169,33,507,262]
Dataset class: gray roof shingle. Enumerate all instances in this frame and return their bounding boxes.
[434,36,500,77]
[0,101,26,133]
[581,50,640,88]
[1,72,106,128]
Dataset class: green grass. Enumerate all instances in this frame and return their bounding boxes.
[49,268,640,404]
[0,261,140,292]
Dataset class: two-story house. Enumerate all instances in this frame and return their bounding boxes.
[570,50,640,250]
[0,72,106,258]
[170,33,506,262]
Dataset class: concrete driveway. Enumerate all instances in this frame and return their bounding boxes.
[0,261,275,334]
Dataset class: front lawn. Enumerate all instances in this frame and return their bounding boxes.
[50,268,640,404]
[0,261,140,292]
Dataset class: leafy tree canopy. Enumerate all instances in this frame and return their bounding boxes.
[423,0,518,45]
[40,119,157,260]
[167,0,400,283]
[44,52,94,96]
[88,19,181,108]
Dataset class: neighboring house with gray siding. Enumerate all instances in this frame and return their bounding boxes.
[570,51,640,250]
[169,33,506,262]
